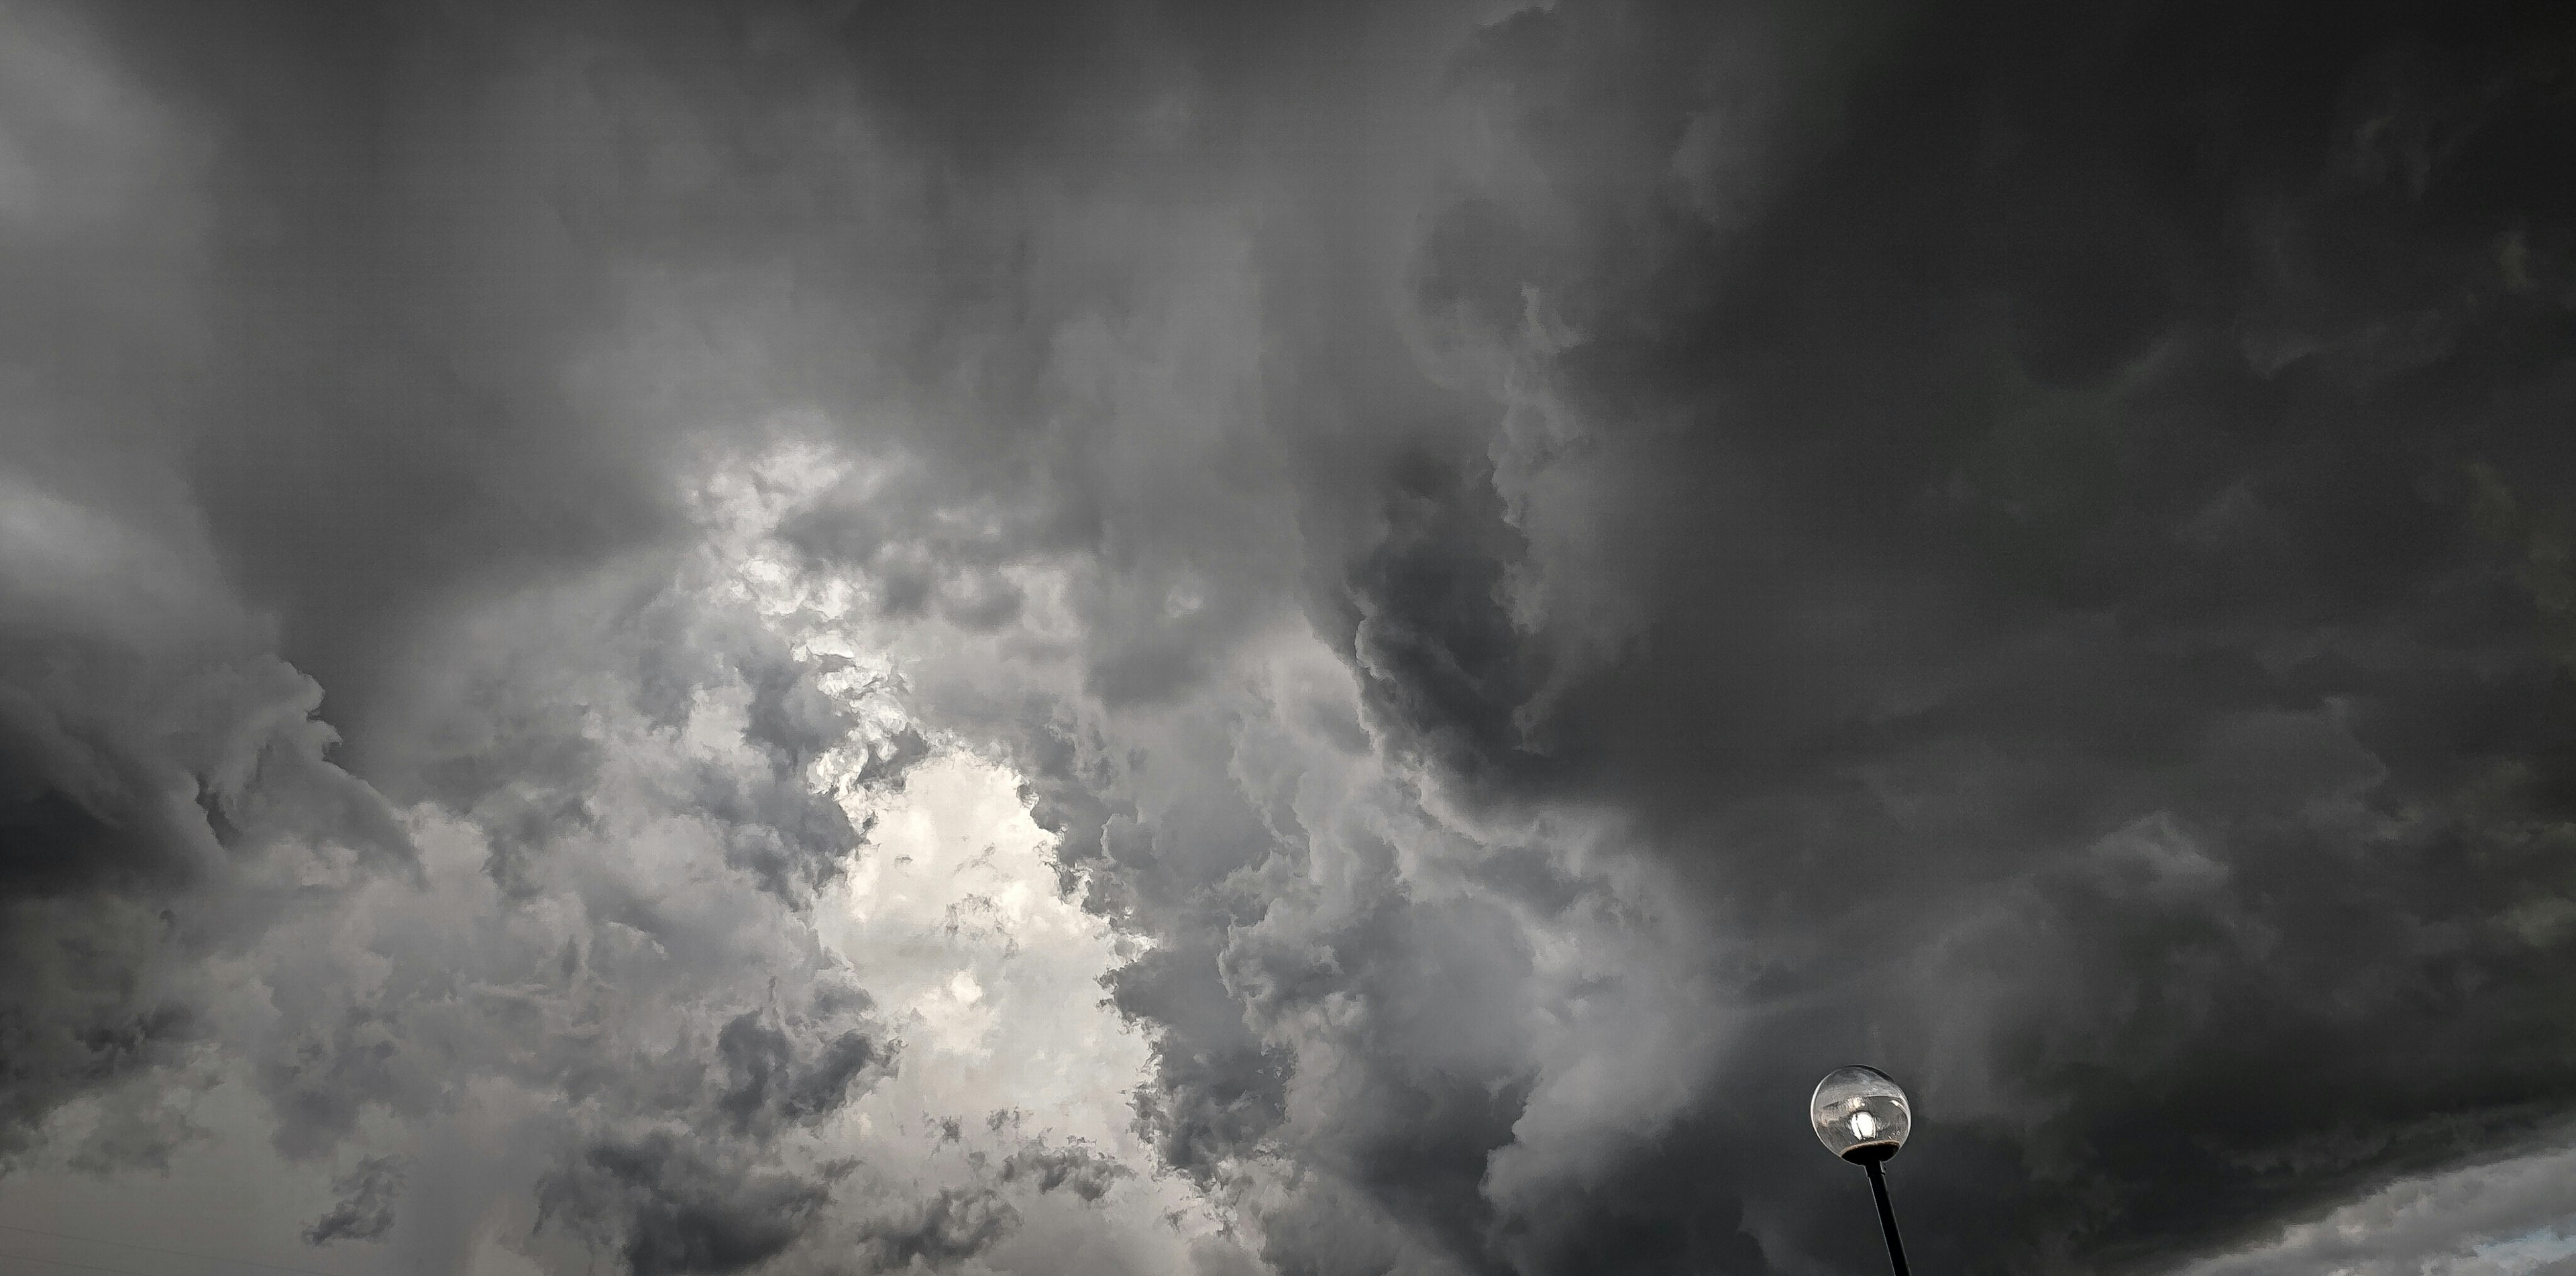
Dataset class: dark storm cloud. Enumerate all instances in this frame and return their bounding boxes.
[306,1155,408,1246]
[12,0,2576,1272]
[991,1139,1132,1202]
[0,486,413,1168]
[828,1136,1137,1270]
[853,1185,1018,1271]
[537,1133,830,1276]
[714,1006,886,1133]
[1108,941,1292,1179]
[1276,0,2576,1269]
[49,2,681,755]
[0,1,1209,1265]
[822,0,2576,1269]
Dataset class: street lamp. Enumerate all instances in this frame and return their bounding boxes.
[1811,1065,1914,1276]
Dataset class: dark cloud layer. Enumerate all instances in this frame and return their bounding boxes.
[7,0,2576,1274]
[1338,2,2576,1269]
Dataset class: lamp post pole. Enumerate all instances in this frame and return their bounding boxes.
[1860,1152,1911,1276]
[1811,1066,1918,1276]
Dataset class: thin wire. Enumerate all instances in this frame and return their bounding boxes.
[0,1249,168,1276]
[0,1225,354,1276]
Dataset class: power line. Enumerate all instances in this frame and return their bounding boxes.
[0,1248,167,1276]
[0,1225,356,1276]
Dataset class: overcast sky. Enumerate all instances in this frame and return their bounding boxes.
[5,2,2576,1275]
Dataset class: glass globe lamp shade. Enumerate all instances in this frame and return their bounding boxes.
[1811,1065,1911,1162]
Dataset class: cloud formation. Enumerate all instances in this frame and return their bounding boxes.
[5,1,2576,1274]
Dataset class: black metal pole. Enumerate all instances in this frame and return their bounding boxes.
[1864,1157,1912,1276]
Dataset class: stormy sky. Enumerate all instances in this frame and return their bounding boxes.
[5,1,2576,1274]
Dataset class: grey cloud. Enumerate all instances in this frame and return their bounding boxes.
[305,1155,407,1246]
[992,1140,1132,1203]
[833,1136,1140,1271]
[538,1133,829,1276]
[0,490,413,1170]
[1110,938,1292,1181]
[827,1136,1142,1272]
[386,560,890,906]
[221,557,915,1267]
[857,1185,1018,1271]
[259,1002,415,1162]
[60,1079,211,1177]
[1250,3,2576,1267]
[880,0,2576,1270]
[0,974,199,1163]
[15,0,2576,1273]
[715,1008,888,1134]
[2171,1139,2576,1276]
